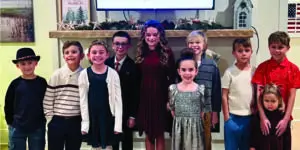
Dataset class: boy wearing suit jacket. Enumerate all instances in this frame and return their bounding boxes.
[106,31,139,150]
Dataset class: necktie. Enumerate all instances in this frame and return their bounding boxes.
[115,62,120,72]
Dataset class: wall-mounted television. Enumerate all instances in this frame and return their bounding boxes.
[96,0,215,10]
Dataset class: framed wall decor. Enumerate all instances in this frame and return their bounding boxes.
[0,0,35,42]
[287,1,300,37]
[58,0,90,24]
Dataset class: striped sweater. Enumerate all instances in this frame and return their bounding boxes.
[43,65,83,117]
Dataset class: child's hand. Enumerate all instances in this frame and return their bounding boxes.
[127,118,135,128]
[224,115,230,122]
[201,112,204,119]
[171,110,175,118]
[276,118,288,136]
[211,112,218,128]
[260,118,271,135]
[166,102,171,111]
[81,131,87,135]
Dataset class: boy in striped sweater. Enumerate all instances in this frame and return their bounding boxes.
[43,41,84,150]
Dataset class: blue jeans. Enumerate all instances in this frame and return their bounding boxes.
[8,126,13,150]
[9,125,45,150]
[224,114,251,150]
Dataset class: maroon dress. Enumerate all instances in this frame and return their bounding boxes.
[137,48,175,142]
[250,109,291,150]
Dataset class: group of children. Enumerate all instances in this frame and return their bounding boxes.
[221,31,300,150]
[4,19,300,150]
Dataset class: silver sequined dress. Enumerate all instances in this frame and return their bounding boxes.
[169,84,208,150]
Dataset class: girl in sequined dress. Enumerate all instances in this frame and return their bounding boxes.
[168,48,209,150]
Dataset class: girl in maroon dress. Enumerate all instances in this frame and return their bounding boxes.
[250,83,290,150]
[135,20,176,150]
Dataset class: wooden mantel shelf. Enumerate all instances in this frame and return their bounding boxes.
[49,29,253,38]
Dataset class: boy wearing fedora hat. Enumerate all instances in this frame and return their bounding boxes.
[43,41,84,150]
[4,47,47,150]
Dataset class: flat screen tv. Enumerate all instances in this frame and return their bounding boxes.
[96,0,215,10]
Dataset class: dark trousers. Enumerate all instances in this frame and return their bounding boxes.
[112,126,133,150]
[47,115,82,150]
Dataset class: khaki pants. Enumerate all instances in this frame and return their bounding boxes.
[203,112,211,150]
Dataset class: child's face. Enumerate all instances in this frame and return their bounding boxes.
[178,60,197,83]
[112,36,130,58]
[269,42,289,63]
[63,45,83,67]
[187,37,206,56]
[145,27,160,49]
[233,44,252,64]
[87,45,109,65]
[263,93,279,111]
[16,60,37,77]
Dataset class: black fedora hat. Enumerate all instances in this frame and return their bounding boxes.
[12,48,40,64]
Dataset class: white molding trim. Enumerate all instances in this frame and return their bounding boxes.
[289,33,300,37]
[288,0,300,3]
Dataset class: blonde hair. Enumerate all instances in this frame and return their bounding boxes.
[261,83,284,109]
[186,31,208,45]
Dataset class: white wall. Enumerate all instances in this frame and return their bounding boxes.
[251,0,288,65]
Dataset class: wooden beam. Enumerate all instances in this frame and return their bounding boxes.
[49,29,254,38]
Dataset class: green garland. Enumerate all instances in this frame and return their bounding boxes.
[67,19,232,30]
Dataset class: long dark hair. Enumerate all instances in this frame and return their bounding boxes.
[135,20,170,66]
